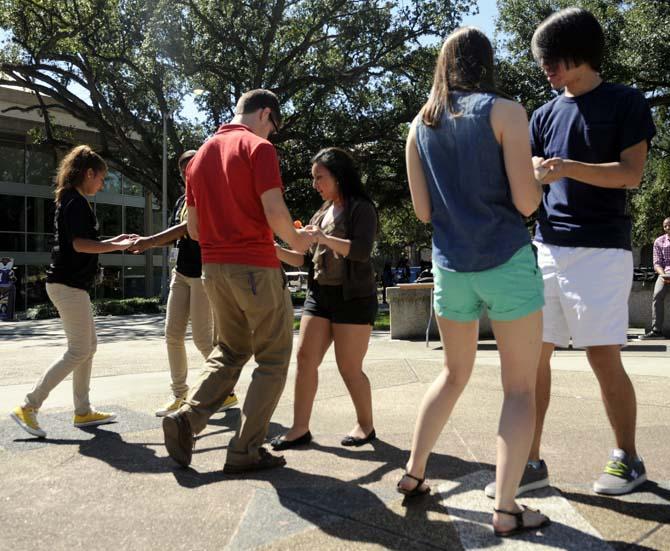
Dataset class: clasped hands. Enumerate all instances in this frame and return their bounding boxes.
[533,155,568,184]
[290,225,326,253]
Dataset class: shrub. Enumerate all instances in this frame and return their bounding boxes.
[25,297,162,320]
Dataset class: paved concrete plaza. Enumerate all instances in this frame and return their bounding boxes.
[0,314,668,550]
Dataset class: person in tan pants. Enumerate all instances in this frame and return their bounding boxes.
[129,150,238,416]
[10,145,134,438]
[161,89,313,472]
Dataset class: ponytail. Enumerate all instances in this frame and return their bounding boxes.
[54,145,107,204]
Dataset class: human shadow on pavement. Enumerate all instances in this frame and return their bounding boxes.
[560,483,670,524]
[11,427,175,474]
[219,466,632,551]
[169,429,633,550]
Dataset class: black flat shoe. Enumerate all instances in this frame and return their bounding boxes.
[341,429,376,447]
[270,431,312,450]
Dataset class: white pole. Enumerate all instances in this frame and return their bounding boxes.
[161,111,168,302]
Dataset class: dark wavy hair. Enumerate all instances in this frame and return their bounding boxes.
[310,147,373,206]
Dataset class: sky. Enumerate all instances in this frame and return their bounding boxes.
[461,0,498,39]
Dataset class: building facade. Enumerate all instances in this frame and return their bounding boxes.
[0,85,164,312]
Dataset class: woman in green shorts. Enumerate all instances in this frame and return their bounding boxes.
[398,28,550,538]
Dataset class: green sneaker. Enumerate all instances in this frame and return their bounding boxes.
[593,449,647,495]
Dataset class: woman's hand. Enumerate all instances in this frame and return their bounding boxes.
[304,225,325,244]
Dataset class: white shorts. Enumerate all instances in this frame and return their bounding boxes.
[535,242,633,348]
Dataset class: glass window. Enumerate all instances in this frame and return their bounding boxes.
[27,234,53,252]
[0,194,25,232]
[123,177,144,196]
[96,265,123,299]
[27,197,56,234]
[26,145,56,187]
[0,233,24,252]
[152,266,162,298]
[95,203,122,237]
[125,206,144,235]
[0,141,25,183]
[26,265,48,308]
[153,206,163,233]
[104,170,122,194]
[123,265,145,298]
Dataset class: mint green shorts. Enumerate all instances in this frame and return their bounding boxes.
[433,245,544,322]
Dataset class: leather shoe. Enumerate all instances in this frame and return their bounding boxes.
[223,447,287,474]
[341,429,376,447]
[163,412,194,467]
[270,431,312,451]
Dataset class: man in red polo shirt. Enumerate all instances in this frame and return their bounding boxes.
[163,89,313,472]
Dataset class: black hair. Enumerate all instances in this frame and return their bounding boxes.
[236,89,282,127]
[310,147,374,205]
[531,7,605,72]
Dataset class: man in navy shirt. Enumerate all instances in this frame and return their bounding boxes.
[486,8,655,499]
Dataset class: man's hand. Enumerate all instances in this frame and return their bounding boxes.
[533,156,550,182]
[290,229,315,253]
[540,157,569,184]
[128,236,153,254]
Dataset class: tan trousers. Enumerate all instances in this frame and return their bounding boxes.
[25,283,96,415]
[165,269,214,397]
[182,263,293,466]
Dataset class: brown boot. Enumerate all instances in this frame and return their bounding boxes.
[163,412,194,467]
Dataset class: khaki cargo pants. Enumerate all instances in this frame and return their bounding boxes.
[181,263,293,466]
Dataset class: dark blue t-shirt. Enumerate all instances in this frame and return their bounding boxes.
[530,82,655,250]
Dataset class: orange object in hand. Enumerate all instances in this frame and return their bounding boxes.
[293,220,303,229]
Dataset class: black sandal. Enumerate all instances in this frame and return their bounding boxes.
[493,505,550,537]
[396,472,431,497]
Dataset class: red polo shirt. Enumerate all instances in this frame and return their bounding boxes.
[185,124,282,267]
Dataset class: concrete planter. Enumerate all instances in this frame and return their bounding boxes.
[387,279,666,341]
[387,284,492,340]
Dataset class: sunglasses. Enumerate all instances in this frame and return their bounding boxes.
[269,112,280,135]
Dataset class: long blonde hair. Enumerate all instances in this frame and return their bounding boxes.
[54,145,107,204]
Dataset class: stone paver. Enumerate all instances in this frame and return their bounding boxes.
[0,314,668,550]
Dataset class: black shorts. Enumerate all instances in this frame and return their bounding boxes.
[303,282,378,325]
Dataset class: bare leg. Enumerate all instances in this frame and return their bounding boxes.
[398,316,478,493]
[586,345,637,457]
[283,315,332,441]
[529,342,554,461]
[491,310,547,533]
[332,323,374,438]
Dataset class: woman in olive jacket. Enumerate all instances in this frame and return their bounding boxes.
[272,147,378,449]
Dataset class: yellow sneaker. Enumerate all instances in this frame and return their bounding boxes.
[10,405,46,438]
[155,396,185,417]
[73,410,117,428]
[218,393,239,412]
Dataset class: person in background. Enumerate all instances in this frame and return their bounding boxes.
[271,147,378,451]
[382,261,395,303]
[10,145,134,438]
[128,150,238,416]
[638,217,670,339]
[400,27,549,537]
